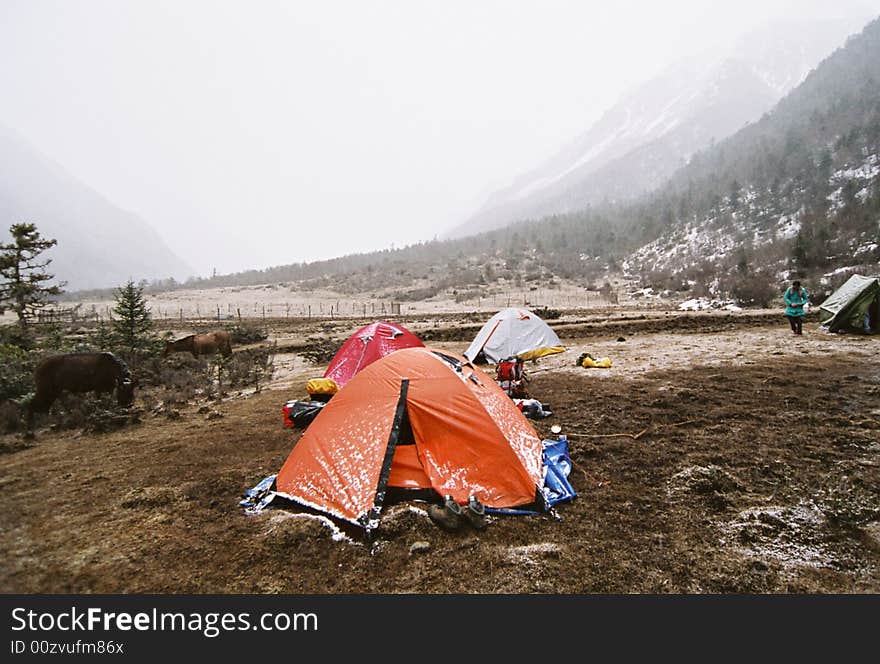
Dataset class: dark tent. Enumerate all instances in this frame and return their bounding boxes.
[818,274,880,333]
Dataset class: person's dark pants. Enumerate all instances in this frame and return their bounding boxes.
[787,315,803,334]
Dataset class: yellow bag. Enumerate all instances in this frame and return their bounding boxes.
[306,377,339,396]
[581,355,612,368]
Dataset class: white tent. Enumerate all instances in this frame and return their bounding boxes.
[464,308,565,363]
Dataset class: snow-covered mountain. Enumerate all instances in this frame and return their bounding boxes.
[0,123,192,291]
[447,15,874,239]
[617,13,880,299]
[620,151,880,299]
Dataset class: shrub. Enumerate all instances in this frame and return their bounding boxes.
[0,325,36,350]
[152,354,209,405]
[533,307,561,320]
[0,343,37,402]
[20,392,138,435]
[726,272,777,308]
[226,323,269,345]
[300,337,341,365]
[224,347,276,393]
[394,285,440,302]
[453,288,483,303]
[0,400,23,434]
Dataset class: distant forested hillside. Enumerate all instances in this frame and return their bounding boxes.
[623,16,880,301]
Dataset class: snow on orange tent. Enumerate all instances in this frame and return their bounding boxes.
[275,347,544,532]
[322,321,424,388]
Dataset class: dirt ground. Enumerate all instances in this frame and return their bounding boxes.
[1,311,878,593]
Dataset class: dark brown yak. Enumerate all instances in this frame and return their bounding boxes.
[26,352,136,435]
[163,330,232,358]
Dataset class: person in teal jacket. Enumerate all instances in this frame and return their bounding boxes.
[783,280,809,335]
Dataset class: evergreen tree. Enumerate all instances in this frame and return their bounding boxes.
[0,223,65,326]
[729,180,741,210]
[791,230,809,271]
[736,247,749,275]
[112,279,153,354]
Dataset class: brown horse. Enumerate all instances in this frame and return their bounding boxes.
[163,330,232,358]
[26,352,136,435]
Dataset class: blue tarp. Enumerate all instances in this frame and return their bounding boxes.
[239,474,277,513]
[487,437,577,514]
[542,438,577,506]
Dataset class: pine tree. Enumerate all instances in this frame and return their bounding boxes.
[729,179,741,210]
[791,229,810,271]
[736,247,749,275]
[0,223,65,326]
[112,279,153,354]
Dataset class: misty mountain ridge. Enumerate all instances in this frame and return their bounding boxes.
[110,14,880,312]
[0,123,192,291]
[446,15,873,239]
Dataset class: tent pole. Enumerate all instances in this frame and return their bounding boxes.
[363,379,410,543]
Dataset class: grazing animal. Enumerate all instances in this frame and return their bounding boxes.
[163,330,232,358]
[26,352,136,434]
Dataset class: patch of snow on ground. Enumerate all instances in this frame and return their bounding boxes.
[629,287,660,298]
[823,265,860,277]
[722,502,835,569]
[679,298,707,311]
[679,298,740,311]
[502,542,563,566]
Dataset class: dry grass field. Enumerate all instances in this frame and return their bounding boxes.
[1,307,878,593]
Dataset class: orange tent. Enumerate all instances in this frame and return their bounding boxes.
[275,347,544,534]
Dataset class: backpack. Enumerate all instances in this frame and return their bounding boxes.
[496,358,528,397]
[306,377,338,400]
[496,359,523,382]
[282,400,326,428]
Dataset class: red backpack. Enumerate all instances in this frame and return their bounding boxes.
[496,359,523,382]
[496,359,527,397]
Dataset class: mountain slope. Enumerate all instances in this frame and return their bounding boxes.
[0,124,192,291]
[448,15,873,239]
[620,15,880,295]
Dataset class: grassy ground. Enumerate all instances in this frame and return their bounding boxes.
[1,313,878,593]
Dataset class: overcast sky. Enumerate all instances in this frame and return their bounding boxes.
[2,0,878,277]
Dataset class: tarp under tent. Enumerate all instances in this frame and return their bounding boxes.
[274,347,546,535]
[323,321,424,388]
[464,307,565,364]
[818,274,880,333]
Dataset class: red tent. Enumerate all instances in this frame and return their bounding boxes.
[276,348,544,533]
[323,321,423,388]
